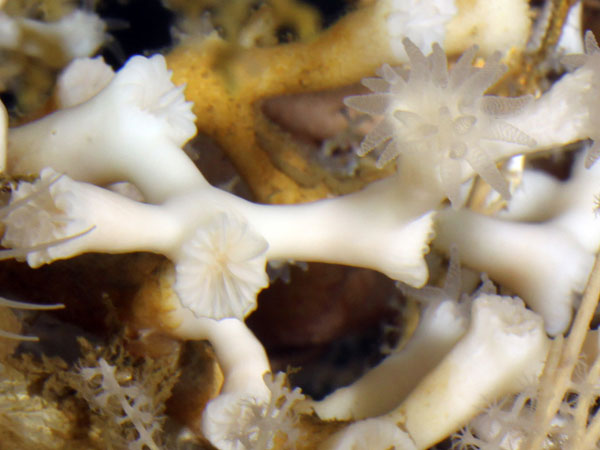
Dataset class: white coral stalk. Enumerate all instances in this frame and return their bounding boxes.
[495,66,592,159]
[435,207,593,335]
[504,151,600,255]
[384,0,457,60]
[7,54,204,203]
[172,316,271,398]
[313,298,468,420]
[384,294,550,449]
[167,313,272,450]
[496,168,563,223]
[206,176,436,287]
[314,249,489,421]
[497,32,600,164]
[435,152,600,335]
[168,177,436,311]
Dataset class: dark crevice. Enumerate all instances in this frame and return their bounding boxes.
[96,0,175,69]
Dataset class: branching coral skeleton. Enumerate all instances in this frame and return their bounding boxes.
[313,247,474,421]
[4,1,600,449]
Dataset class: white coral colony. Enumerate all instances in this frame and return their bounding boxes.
[8,2,600,449]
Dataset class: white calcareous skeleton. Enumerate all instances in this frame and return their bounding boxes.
[2,1,600,449]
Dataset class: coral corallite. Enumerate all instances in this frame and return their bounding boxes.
[174,212,269,320]
[344,38,536,206]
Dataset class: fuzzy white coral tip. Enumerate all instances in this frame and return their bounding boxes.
[106,54,197,147]
[1,168,95,267]
[388,211,436,287]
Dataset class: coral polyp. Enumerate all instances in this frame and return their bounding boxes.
[345,39,536,205]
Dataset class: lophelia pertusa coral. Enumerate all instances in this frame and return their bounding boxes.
[3,1,600,450]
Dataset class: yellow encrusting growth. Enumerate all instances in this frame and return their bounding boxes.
[166,2,395,204]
